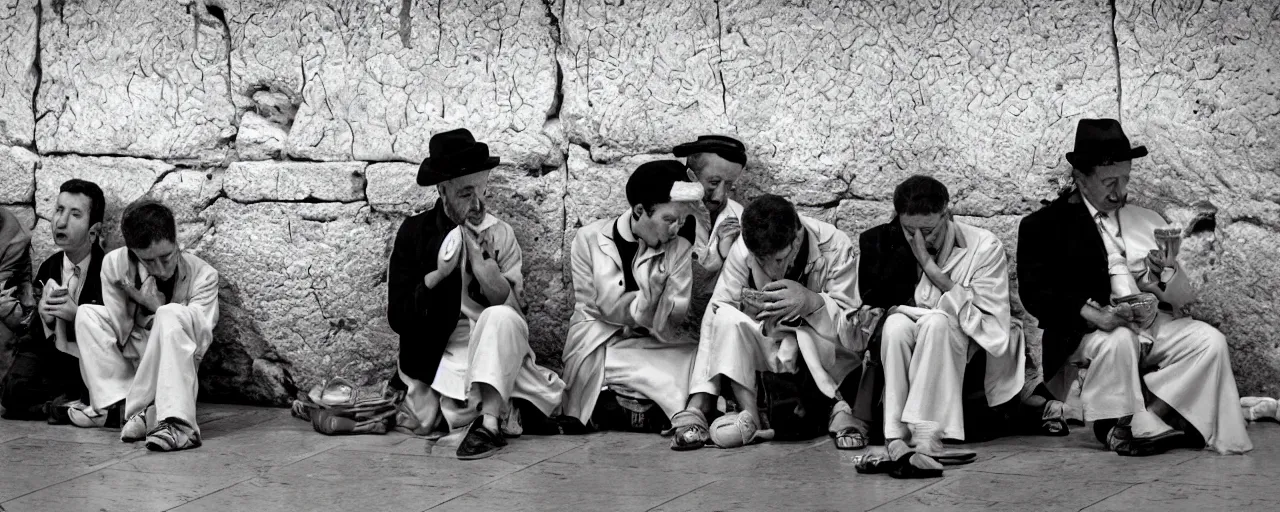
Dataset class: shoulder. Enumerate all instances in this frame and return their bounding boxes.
[574,218,609,243]
[37,252,61,275]
[859,222,893,244]
[182,251,219,280]
[957,222,1003,252]
[803,216,853,250]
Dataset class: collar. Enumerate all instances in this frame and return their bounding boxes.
[1080,193,1121,219]
[468,213,499,233]
[62,250,92,274]
[614,212,637,243]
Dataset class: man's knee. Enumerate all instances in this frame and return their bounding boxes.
[915,314,963,347]
[1192,321,1229,359]
[881,313,915,345]
[75,304,111,330]
[477,304,522,326]
[1093,327,1141,360]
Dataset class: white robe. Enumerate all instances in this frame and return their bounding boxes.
[684,199,744,340]
[397,214,565,432]
[561,213,696,422]
[880,221,1024,441]
[689,215,863,400]
[75,248,219,432]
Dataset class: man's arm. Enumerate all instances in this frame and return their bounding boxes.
[633,240,693,338]
[934,236,1014,356]
[802,236,861,341]
[386,219,433,336]
[569,227,640,327]
[1016,216,1090,334]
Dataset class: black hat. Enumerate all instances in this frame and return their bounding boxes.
[626,160,704,207]
[1065,119,1148,170]
[672,135,747,166]
[417,128,501,186]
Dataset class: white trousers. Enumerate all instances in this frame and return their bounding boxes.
[1071,312,1252,454]
[881,312,973,441]
[76,304,211,430]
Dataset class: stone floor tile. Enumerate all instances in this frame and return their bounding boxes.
[0,437,137,502]
[477,460,717,497]
[970,444,1201,483]
[170,448,523,512]
[1,468,241,512]
[429,487,663,512]
[1081,480,1280,511]
[649,476,935,512]
[876,472,1134,512]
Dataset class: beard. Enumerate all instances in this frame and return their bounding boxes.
[446,200,485,226]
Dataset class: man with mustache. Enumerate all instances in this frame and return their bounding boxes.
[873,176,1024,455]
[1018,119,1251,455]
[672,194,862,450]
[1,180,107,422]
[70,200,220,452]
[672,136,747,329]
[560,161,703,434]
[387,128,565,460]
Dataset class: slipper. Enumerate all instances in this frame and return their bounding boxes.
[1114,428,1185,457]
[1241,397,1278,422]
[1035,400,1070,437]
[307,377,357,407]
[670,409,710,451]
[854,454,898,474]
[908,421,976,465]
[310,407,396,436]
[886,439,944,479]
[457,417,507,460]
[709,411,774,449]
[833,427,867,450]
[145,418,202,452]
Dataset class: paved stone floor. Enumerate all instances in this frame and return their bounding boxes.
[1,404,1278,511]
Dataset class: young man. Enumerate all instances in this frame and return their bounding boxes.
[387,128,565,460]
[1,180,107,421]
[1018,118,1251,455]
[672,135,747,329]
[71,200,220,452]
[561,160,703,434]
[874,176,1025,449]
[673,194,862,450]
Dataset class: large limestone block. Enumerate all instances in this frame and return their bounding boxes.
[197,200,400,396]
[1115,0,1280,225]
[0,0,36,146]
[365,162,439,215]
[35,0,235,161]
[34,155,172,261]
[561,0,1118,214]
[223,161,367,203]
[226,0,561,167]
[0,146,37,203]
[564,145,669,237]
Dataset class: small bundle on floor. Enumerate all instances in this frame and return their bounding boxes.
[291,377,398,435]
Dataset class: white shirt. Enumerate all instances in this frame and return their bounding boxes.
[61,251,91,302]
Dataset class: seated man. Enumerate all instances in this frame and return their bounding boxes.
[561,160,703,433]
[876,176,1024,449]
[2,179,107,421]
[387,128,565,460]
[0,205,35,387]
[674,194,862,450]
[1019,118,1251,455]
[672,135,747,329]
[71,200,220,452]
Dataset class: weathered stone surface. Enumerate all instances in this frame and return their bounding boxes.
[365,162,439,215]
[0,0,36,147]
[564,146,667,236]
[235,112,287,161]
[561,0,1118,214]
[226,0,561,167]
[0,146,37,203]
[196,200,400,392]
[223,161,366,203]
[34,155,172,261]
[1115,0,1280,395]
[2,204,35,230]
[35,0,235,161]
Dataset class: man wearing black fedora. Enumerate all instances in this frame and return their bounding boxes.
[1017,118,1251,456]
[387,128,566,460]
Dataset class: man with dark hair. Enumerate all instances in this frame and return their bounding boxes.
[672,136,747,328]
[672,194,862,450]
[70,199,220,452]
[867,175,1023,457]
[561,160,703,434]
[1018,118,1251,455]
[2,179,107,421]
[387,128,565,460]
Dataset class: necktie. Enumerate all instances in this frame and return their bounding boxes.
[67,265,82,302]
[54,265,82,351]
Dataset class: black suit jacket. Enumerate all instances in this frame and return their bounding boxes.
[27,243,107,343]
[1016,190,1111,378]
[857,218,920,309]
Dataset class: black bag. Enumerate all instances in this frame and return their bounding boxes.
[755,358,832,441]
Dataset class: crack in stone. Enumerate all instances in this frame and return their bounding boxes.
[1109,0,1122,120]
[28,0,42,153]
[399,0,413,49]
[714,0,728,117]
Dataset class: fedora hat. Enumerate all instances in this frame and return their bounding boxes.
[417,128,500,186]
[673,135,747,166]
[1065,119,1148,169]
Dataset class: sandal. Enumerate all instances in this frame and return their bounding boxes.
[457,417,507,460]
[828,401,867,450]
[709,411,774,449]
[856,440,943,479]
[833,428,868,450]
[145,418,202,452]
[1036,400,1070,436]
[669,409,710,451]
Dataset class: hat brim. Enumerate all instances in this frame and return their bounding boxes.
[673,141,747,165]
[1066,145,1148,169]
[417,155,500,186]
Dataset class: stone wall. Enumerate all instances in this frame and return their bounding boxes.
[0,0,1276,404]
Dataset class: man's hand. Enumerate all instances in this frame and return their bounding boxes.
[1083,300,1129,332]
[638,266,670,317]
[424,229,465,288]
[40,287,78,323]
[1144,248,1174,276]
[462,228,502,281]
[907,228,932,267]
[117,277,165,314]
[758,279,822,321]
[714,218,741,258]
[908,229,956,292]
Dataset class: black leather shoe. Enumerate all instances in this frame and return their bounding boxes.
[457,417,506,460]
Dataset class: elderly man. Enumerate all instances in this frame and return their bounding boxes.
[1019,118,1251,455]
[672,194,863,450]
[2,180,107,422]
[873,176,1024,451]
[387,128,566,460]
[672,135,747,327]
[71,200,220,452]
[561,160,703,434]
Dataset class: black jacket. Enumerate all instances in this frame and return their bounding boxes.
[28,243,108,341]
[857,218,920,309]
[1016,190,1112,377]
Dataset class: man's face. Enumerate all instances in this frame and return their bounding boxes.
[634,202,689,246]
[440,171,490,226]
[1076,161,1131,213]
[132,239,180,280]
[752,226,803,281]
[689,154,744,215]
[52,192,96,252]
[899,210,949,255]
